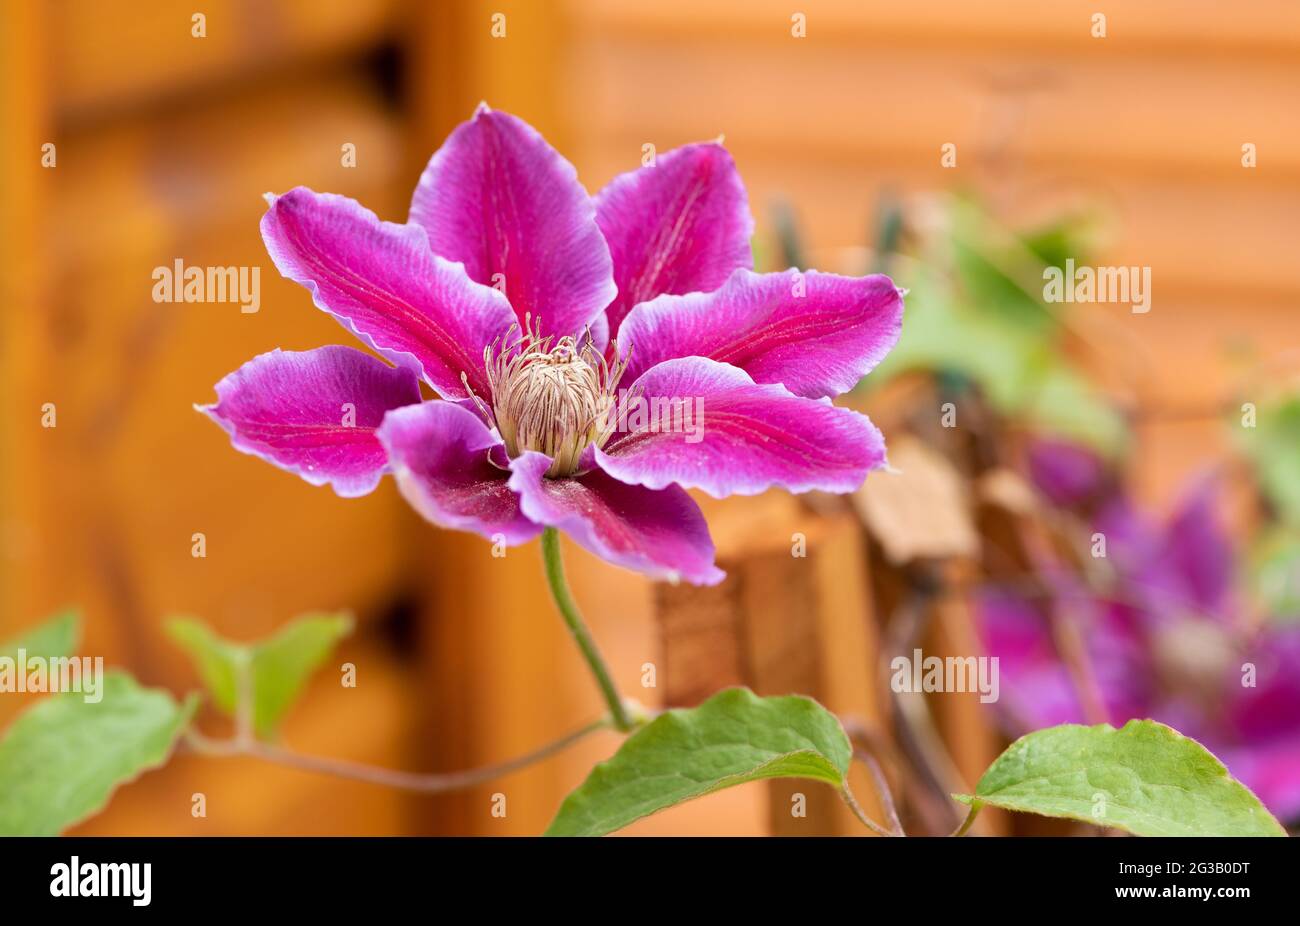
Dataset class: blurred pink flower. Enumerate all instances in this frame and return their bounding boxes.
[979,473,1300,821]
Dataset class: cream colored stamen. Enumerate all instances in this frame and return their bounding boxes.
[482,319,630,478]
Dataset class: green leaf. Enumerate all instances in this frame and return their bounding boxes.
[955,719,1286,836]
[0,671,197,835]
[0,609,80,661]
[545,687,851,837]
[867,193,1127,457]
[1239,395,1300,525]
[951,233,1056,335]
[164,617,244,714]
[1249,525,1300,621]
[876,271,1038,401]
[166,612,353,738]
[249,613,353,736]
[1021,363,1128,455]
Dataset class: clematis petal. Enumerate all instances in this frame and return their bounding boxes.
[261,187,515,400]
[976,591,1154,732]
[976,592,1084,730]
[377,400,541,545]
[1026,437,1108,508]
[595,357,884,498]
[507,451,723,585]
[1169,628,1300,821]
[1095,481,1234,622]
[594,141,753,339]
[586,312,609,355]
[1158,478,1234,617]
[1218,742,1300,822]
[1226,626,1300,742]
[618,268,904,399]
[199,345,421,498]
[409,105,615,339]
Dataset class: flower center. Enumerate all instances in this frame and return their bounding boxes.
[482,321,628,478]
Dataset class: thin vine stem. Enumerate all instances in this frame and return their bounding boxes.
[183,527,633,793]
[184,716,610,793]
[540,526,634,732]
[854,747,905,836]
[951,804,980,837]
[841,784,895,837]
[233,648,254,747]
[841,716,905,836]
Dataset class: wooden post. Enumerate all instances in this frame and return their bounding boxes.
[656,492,890,835]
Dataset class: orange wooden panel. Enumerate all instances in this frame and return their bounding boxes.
[11,75,411,688]
[408,0,573,158]
[653,492,890,835]
[574,0,1300,56]
[51,0,401,122]
[414,530,661,835]
[0,0,52,637]
[570,41,1300,179]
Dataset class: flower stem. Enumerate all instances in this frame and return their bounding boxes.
[540,527,633,732]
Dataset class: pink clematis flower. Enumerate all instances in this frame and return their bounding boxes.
[200,106,904,585]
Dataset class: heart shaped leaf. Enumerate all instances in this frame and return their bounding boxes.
[546,687,851,837]
[955,719,1286,836]
[0,671,196,835]
[0,609,80,661]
